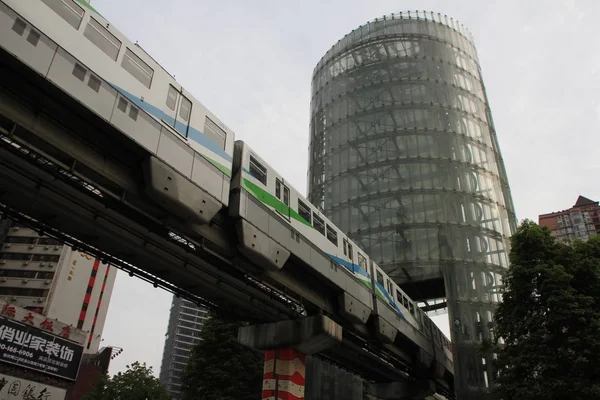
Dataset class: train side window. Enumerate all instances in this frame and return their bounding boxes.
[357,253,367,271]
[121,48,154,88]
[41,0,85,30]
[348,243,353,261]
[326,225,337,246]
[297,200,312,225]
[409,302,415,315]
[283,186,290,207]
[313,214,325,235]
[376,270,384,286]
[84,17,122,61]
[396,290,402,302]
[179,96,192,122]
[249,156,267,185]
[343,239,347,256]
[204,117,227,150]
[403,296,409,308]
[275,179,281,199]
[166,85,178,110]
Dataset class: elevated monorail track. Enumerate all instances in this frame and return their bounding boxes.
[0,24,454,397]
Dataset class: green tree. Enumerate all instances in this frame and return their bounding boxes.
[181,312,263,400]
[493,220,600,399]
[84,361,171,400]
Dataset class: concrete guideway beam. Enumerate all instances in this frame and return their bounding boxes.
[238,315,342,355]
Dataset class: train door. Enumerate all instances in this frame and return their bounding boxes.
[165,84,192,138]
[275,179,291,220]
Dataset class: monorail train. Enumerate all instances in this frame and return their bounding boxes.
[0,0,452,360]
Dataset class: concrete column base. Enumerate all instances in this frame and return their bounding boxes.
[262,348,306,400]
[370,379,435,400]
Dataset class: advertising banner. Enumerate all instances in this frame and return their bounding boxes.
[0,300,86,345]
[0,317,83,381]
[0,372,66,400]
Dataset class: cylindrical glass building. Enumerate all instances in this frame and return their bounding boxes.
[307,11,516,399]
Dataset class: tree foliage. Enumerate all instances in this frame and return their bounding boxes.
[493,220,600,399]
[83,361,171,400]
[180,312,263,400]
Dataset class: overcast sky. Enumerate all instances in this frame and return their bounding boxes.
[91,0,600,377]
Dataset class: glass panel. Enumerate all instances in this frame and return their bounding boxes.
[298,200,312,225]
[166,85,178,111]
[179,96,191,122]
[121,48,153,88]
[204,117,227,150]
[313,214,325,235]
[41,0,84,30]
[84,17,121,61]
[326,225,337,246]
[283,187,290,207]
[248,156,267,185]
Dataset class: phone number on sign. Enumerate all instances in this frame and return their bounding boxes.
[0,343,33,358]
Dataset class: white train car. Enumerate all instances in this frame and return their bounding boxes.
[229,140,453,363]
[0,0,235,225]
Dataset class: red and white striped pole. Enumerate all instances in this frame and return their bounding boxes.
[262,348,306,400]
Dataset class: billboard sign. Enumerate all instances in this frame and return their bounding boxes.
[0,317,83,381]
[0,372,66,399]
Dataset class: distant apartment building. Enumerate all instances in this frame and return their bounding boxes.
[0,220,117,353]
[539,196,600,242]
[159,296,208,399]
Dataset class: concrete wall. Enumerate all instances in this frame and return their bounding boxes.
[305,356,363,400]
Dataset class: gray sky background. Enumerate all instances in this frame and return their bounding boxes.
[91,0,600,376]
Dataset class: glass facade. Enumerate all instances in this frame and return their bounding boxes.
[307,11,516,399]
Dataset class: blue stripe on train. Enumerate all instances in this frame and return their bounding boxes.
[110,84,233,163]
[326,254,370,280]
[374,281,405,319]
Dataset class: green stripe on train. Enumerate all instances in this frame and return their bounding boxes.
[242,178,311,227]
[206,156,231,177]
[74,0,102,16]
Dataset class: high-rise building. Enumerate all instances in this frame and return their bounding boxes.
[307,11,516,399]
[159,295,208,399]
[539,195,600,242]
[0,221,117,353]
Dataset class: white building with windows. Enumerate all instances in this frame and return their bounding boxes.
[0,220,117,353]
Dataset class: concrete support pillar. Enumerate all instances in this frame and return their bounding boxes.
[262,348,306,400]
[238,315,343,400]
